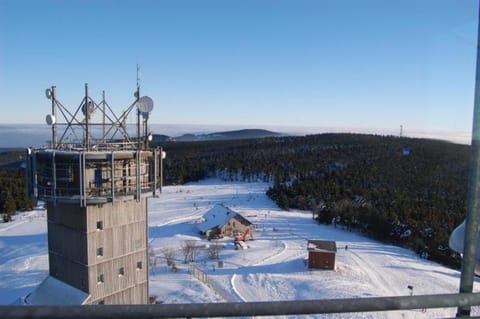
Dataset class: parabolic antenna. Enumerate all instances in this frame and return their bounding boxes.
[45,88,52,100]
[45,114,56,126]
[137,96,154,113]
[82,100,96,116]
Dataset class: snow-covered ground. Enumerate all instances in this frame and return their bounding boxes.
[0,179,479,318]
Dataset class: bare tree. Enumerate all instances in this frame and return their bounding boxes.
[181,240,201,263]
[208,241,223,260]
[161,247,177,267]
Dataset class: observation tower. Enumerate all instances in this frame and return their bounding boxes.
[26,81,160,304]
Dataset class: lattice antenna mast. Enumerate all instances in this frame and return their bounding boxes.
[43,82,153,151]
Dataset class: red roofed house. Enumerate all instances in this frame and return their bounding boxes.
[198,205,252,240]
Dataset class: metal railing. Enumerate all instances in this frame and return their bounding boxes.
[1,292,480,318]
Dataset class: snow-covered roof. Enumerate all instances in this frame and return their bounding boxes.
[307,240,337,253]
[23,276,90,305]
[197,204,250,233]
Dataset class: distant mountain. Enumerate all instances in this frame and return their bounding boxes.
[172,129,282,142]
[151,134,171,144]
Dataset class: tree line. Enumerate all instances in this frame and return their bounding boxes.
[0,168,35,222]
[0,150,35,222]
[156,133,469,268]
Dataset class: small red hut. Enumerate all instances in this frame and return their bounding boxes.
[307,240,337,270]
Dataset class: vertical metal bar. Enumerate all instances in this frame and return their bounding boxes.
[137,109,141,150]
[136,150,141,201]
[26,148,32,198]
[80,152,87,207]
[111,152,115,202]
[32,151,38,199]
[51,86,57,149]
[458,4,480,317]
[85,83,90,151]
[52,151,57,206]
[153,148,158,197]
[102,90,106,145]
[136,65,141,150]
[83,152,87,207]
[144,195,150,303]
[160,147,164,194]
[79,152,83,207]
[144,117,148,150]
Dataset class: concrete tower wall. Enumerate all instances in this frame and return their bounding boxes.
[46,198,149,304]
[85,198,148,304]
[34,150,156,305]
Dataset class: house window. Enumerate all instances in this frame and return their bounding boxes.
[97,247,104,257]
[96,221,103,230]
[136,261,143,270]
[118,267,125,277]
[97,274,104,284]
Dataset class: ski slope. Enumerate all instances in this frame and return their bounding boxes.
[0,179,479,318]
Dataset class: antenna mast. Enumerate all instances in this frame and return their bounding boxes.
[136,64,141,149]
[50,86,56,148]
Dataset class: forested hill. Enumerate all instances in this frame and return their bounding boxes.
[170,129,281,142]
[157,133,470,268]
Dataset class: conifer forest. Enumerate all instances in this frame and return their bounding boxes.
[157,134,469,268]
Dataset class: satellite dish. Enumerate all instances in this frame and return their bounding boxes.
[82,100,96,116]
[141,112,150,120]
[450,220,480,274]
[45,88,52,100]
[137,96,154,113]
[45,114,56,126]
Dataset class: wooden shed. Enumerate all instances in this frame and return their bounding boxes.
[307,240,337,270]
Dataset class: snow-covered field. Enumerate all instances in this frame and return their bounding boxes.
[0,179,479,318]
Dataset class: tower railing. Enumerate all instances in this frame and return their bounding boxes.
[2,292,480,318]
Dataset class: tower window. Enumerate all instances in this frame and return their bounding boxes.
[136,261,143,270]
[135,239,142,249]
[97,247,104,257]
[118,267,125,277]
[97,274,104,284]
[96,221,103,230]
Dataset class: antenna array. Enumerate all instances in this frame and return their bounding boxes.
[44,82,154,151]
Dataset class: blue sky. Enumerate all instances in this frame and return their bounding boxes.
[0,0,478,141]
